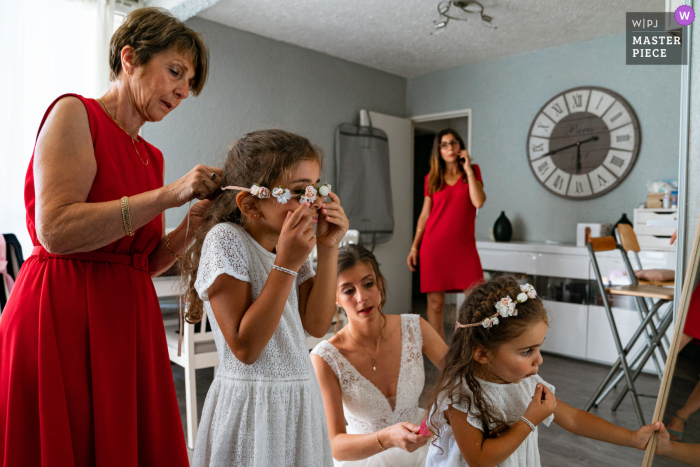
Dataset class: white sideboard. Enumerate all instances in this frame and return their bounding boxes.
[467,240,676,372]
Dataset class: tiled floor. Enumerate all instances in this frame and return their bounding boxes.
[172,298,669,466]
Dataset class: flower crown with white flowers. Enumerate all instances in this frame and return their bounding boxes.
[455,284,537,330]
[221,183,331,205]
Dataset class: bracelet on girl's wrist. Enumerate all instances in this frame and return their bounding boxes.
[519,416,536,432]
[272,264,298,277]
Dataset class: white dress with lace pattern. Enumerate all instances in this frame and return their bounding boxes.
[311,314,429,467]
[426,375,555,467]
[192,222,333,467]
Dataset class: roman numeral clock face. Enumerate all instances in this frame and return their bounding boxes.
[527,87,640,200]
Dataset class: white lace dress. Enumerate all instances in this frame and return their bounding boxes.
[192,222,333,467]
[426,375,555,467]
[311,314,429,467]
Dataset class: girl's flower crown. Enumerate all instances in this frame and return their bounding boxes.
[455,284,537,331]
[222,183,331,205]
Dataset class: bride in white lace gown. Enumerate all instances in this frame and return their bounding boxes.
[311,245,448,467]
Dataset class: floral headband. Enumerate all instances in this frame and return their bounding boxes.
[455,284,537,330]
[221,183,331,205]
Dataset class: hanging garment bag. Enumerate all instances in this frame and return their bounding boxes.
[335,121,394,250]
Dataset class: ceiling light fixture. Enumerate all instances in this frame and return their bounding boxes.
[432,0,496,33]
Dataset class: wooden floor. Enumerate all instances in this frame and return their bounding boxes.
[172,298,667,466]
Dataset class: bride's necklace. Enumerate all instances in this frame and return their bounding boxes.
[97,97,149,166]
[346,328,381,371]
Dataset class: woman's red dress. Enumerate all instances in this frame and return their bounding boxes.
[419,166,484,293]
[683,283,700,340]
[0,94,189,466]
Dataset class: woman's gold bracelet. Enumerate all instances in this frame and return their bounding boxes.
[165,233,181,259]
[376,432,386,451]
[411,247,418,252]
[120,196,134,236]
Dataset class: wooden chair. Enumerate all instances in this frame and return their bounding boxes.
[155,276,219,451]
[584,235,674,426]
[618,224,675,287]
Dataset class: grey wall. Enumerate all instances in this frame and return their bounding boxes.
[142,17,406,228]
[407,33,682,244]
[684,21,699,274]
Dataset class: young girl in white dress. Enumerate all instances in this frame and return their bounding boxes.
[180,129,349,467]
[425,276,661,467]
[311,244,448,467]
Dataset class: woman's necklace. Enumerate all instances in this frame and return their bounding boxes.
[346,328,381,371]
[97,97,148,166]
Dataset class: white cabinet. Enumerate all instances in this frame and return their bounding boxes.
[540,300,588,359]
[633,208,677,251]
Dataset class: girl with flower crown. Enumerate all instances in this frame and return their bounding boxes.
[180,129,348,466]
[424,276,661,467]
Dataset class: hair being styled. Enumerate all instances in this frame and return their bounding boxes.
[426,276,548,440]
[426,129,466,195]
[109,7,209,96]
[334,244,387,332]
[180,129,323,323]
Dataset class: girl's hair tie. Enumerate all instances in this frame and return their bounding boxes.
[455,284,537,330]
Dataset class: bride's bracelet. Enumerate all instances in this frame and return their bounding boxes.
[376,432,386,451]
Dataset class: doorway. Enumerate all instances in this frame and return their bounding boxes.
[410,112,472,299]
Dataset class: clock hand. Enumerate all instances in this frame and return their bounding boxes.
[542,135,600,157]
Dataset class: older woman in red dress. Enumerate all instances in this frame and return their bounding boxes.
[407,129,486,339]
[0,8,218,466]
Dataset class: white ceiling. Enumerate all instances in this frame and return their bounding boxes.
[197,0,664,78]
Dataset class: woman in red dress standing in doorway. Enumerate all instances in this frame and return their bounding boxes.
[0,9,218,466]
[407,129,486,339]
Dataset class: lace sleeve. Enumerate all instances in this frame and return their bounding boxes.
[195,223,250,301]
[310,341,341,379]
[297,256,315,285]
[449,387,484,432]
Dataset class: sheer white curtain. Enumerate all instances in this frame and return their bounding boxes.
[0,0,114,257]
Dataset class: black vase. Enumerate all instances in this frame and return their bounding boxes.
[493,211,513,242]
[611,213,633,240]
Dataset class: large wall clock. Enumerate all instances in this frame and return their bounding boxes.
[527,86,640,200]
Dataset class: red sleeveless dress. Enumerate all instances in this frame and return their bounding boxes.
[0,95,188,467]
[419,167,484,293]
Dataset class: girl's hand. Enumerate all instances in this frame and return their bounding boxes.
[316,192,349,250]
[276,203,317,272]
[458,149,472,172]
[407,249,419,271]
[380,422,430,453]
[632,422,661,451]
[167,164,224,207]
[523,384,556,426]
[655,422,671,456]
[185,199,213,233]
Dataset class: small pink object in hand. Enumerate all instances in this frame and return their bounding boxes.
[418,419,431,437]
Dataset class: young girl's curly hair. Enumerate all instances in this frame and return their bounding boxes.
[179,129,322,324]
[426,276,548,440]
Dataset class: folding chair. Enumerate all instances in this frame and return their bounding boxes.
[584,235,674,426]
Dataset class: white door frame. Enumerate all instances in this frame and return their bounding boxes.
[410,108,472,156]
[409,108,472,308]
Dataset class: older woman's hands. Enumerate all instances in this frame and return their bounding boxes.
[166,164,224,207]
[379,422,431,452]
